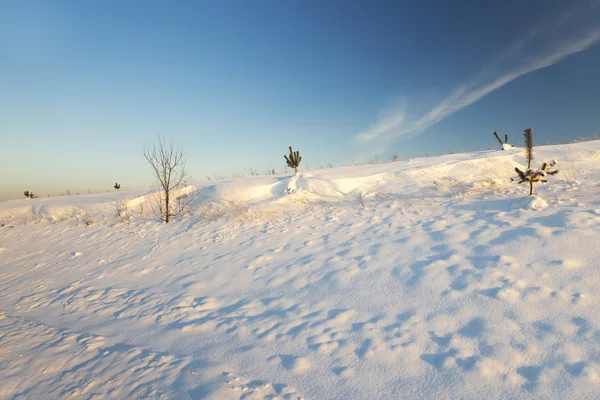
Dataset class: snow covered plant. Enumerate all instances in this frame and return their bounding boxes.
[514,161,559,196]
[493,131,513,150]
[513,128,559,195]
[23,190,35,199]
[284,146,302,174]
[114,196,131,223]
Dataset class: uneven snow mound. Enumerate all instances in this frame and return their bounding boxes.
[1,141,600,399]
[522,195,549,210]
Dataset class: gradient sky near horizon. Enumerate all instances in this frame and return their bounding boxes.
[2,0,600,201]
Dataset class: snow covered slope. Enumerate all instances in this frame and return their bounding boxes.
[1,141,600,399]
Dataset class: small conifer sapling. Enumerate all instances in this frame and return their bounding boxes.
[513,128,559,195]
[284,146,302,174]
[114,182,121,190]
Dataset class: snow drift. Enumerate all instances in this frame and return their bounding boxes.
[1,141,600,399]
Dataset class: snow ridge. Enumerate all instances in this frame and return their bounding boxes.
[1,141,600,399]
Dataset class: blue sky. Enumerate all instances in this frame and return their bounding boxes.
[2,0,600,200]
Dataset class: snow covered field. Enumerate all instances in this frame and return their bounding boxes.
[1,141,600,399]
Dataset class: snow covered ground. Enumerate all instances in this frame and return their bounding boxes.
[1,141,600,399]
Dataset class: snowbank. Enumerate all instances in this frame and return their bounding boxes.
[1,140,600,399]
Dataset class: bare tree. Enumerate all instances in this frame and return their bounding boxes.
[143,137,195,222]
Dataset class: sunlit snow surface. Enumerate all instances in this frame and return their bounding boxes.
[1,141,600,399]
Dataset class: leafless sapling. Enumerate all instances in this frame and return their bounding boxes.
[143,137,195,223]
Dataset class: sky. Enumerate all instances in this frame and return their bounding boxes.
[2,0,600,201]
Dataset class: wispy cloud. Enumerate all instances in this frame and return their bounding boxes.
[357,6,600,144]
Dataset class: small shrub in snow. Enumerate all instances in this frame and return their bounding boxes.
[514,161,559,196]
[513,128,559,196]
[135,195,148,219]
[114,182,121,190]
[114,197,131,223]
[23,191,35,199]
[284,146,302,173]
[356,192,366,208]
[367,154,380,164]
[80,213,94,226]
[562,147,578,184]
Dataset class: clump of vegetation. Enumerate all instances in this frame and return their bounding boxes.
[114,196,131,223]
[514,128,559,196]
[114,182,121,190]
[23,191,35,199]
[284,146,302,173]
[367,154,380,164]
[80,212,94,226]
[493,132,513,150]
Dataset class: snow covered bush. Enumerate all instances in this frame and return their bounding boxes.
[493,131,513,150]
[23,191,35,199]
[514,161,559,196]
[513,128,559,195]
[114,197,131,223]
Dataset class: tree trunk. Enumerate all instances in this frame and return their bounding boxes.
[529,181,533,196]
[294,166,297,173]
[165,191,170,223]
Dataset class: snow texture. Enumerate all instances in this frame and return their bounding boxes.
[1,141,600,399]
